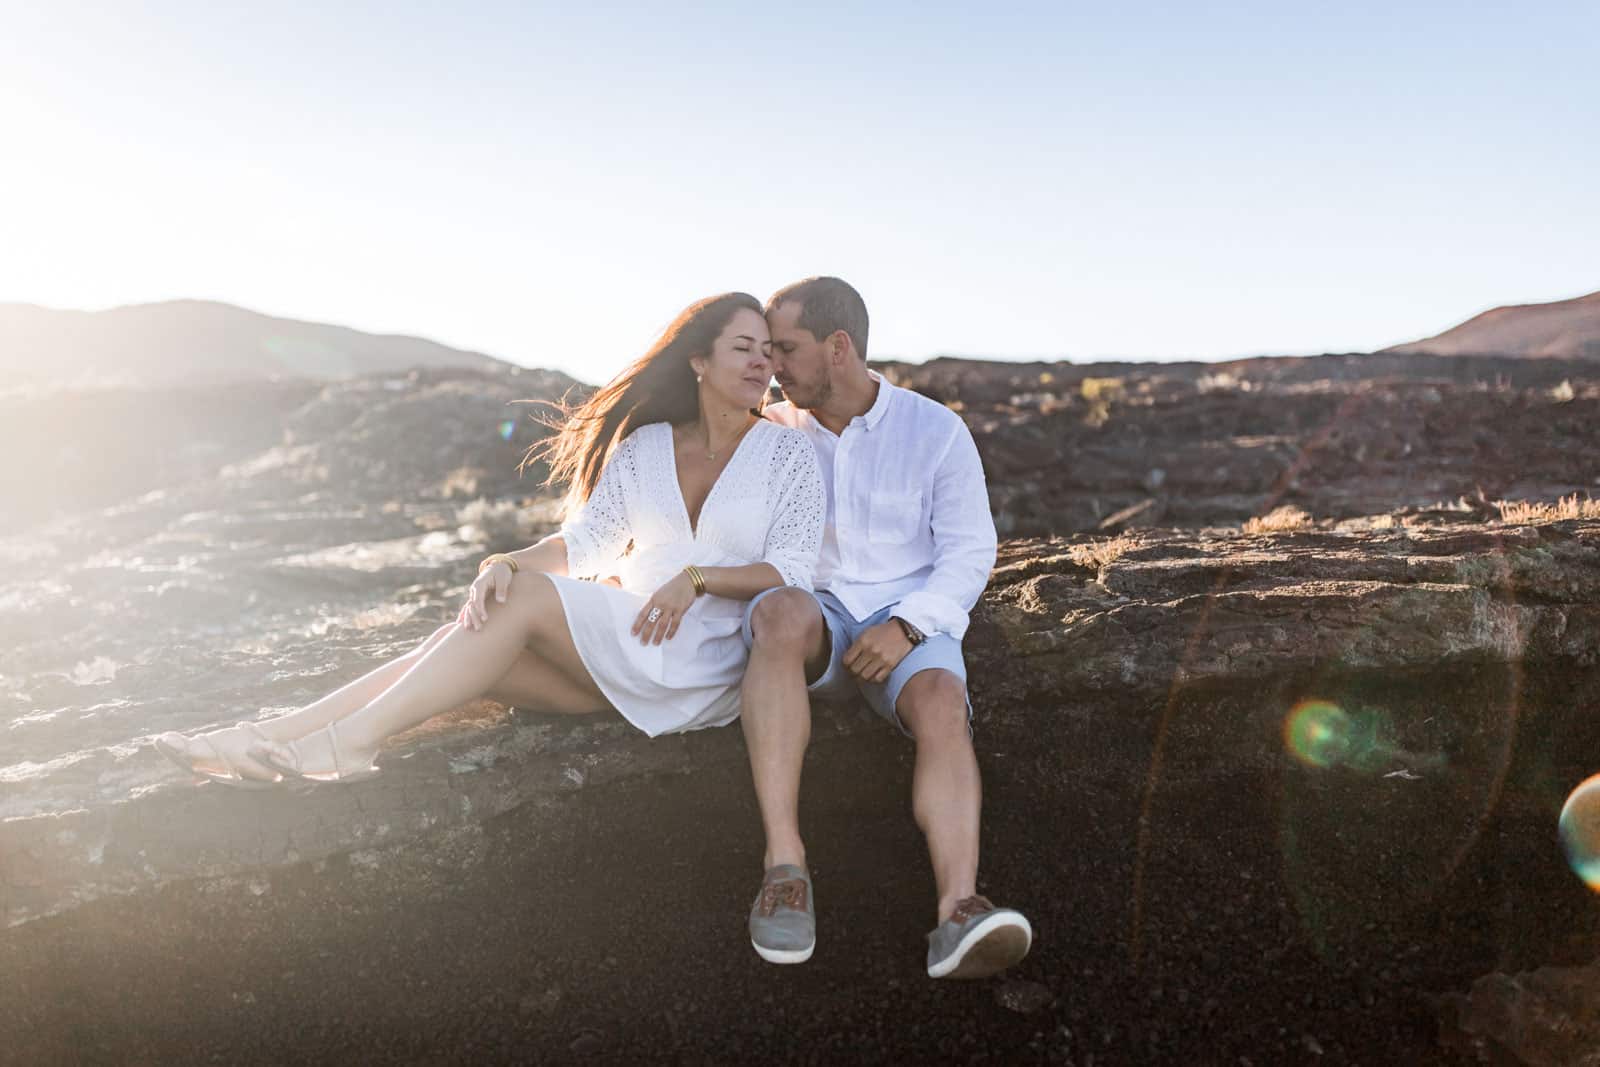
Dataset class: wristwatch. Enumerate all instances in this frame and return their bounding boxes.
[891,616,926,647]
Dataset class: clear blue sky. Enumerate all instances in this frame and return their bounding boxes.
[2,1,1595,383]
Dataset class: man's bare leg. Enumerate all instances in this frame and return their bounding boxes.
[739,589,829,869]
[897,668,1030,979]
[896,669,982,923]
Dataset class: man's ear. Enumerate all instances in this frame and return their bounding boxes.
[828,329,851,365]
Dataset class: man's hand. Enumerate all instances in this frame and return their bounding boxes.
[843,620,914,684]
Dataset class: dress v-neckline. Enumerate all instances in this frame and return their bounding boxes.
[667,419,763,538]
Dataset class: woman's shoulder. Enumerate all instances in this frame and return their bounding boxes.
[593,421,667,483]
[757,422,817,467]
[756,418,814,452]
[616,420,671,452]
[624,420,673,439]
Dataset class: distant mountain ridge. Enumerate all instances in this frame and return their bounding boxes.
[0,298,514,389]
[1382,289,1600,360]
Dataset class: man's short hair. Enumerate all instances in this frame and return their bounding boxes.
[766,276,869,361]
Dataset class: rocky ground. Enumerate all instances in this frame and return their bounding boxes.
[4,351,1600,1063]
[878,351,1600,536]
[0,362,578,534]
[5,667,1600,1066]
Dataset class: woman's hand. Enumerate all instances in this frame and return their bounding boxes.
[631,572,697,645]
[459,561,515,631]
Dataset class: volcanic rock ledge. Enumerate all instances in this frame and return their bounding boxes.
[5,514,1600,1061]
[4,515,1596,933]
[970,519,1600,703]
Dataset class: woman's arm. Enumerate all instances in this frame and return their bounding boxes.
[693,432,825,601]
[501,535,571,576]
[463,533,577,630]
[628,562,784,645]
[549,431,638,579]
[631,433,827,645]
[756,430,827,590]
[465,435,637,630]
[692,561,782,600]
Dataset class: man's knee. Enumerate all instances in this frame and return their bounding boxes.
[749,589,824,655]
[896,670,971,742]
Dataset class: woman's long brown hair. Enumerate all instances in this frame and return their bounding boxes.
[515,291,763,516]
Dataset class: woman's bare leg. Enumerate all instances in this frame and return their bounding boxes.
[160,625,459,780]
[261,574,605,771]
[254,622,459,743]
[484,639,612,715]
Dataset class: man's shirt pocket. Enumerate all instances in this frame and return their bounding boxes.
[868,490,925,545]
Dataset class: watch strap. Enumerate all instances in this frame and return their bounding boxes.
[892,615,926,646]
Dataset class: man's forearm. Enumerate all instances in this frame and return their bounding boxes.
[893,547,996,638]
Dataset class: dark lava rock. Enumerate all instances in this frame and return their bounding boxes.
[878,352,1600,536]
[995,978,1055,1014]
[1439,961,1600,1065]
[5,354,1600,1063]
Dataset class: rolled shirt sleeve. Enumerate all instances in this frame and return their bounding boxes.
[890,423,998,640]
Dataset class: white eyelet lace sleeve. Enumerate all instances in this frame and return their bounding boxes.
[558,431,637,579]
[761,428,826,590]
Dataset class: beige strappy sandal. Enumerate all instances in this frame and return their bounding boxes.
[249,723,381,785]
[153,720,282,789]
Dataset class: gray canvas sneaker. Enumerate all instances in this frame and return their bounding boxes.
[926,894,1032,979]
[749,864,815,964]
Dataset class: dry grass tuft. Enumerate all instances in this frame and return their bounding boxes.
[1197,371,1254,394]
[1494,493,1600,524]
[1242,505,1313,534]
[1080,377,1126,427]
[1069,533,1136,571]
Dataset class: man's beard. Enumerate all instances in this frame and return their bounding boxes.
[784,373,832,411]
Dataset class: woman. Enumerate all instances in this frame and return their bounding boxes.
[154,292,825,785]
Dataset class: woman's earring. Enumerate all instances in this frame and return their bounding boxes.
[696,374,703,383]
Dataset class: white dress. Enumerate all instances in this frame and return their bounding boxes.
[546,419,826,736]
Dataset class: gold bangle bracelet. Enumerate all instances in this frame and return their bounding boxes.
[479,552,519,575]
[683,564,707,596]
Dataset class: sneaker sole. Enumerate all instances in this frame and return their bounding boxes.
[928,913,1033,979]
[751,938,815,964]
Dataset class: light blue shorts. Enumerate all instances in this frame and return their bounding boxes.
[740,587,973,739]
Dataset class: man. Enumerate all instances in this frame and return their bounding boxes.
[738,276,1032,979]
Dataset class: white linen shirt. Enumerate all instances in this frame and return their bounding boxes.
[763,370,998,640]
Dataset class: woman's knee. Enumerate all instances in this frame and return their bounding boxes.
[418,622,457,654]
[497,572,560,633]
[750,589,823,653]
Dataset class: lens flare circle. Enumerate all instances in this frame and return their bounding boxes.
[1284,699,1352,768]
[498,419,516,441]
[1559,773,1600,891]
